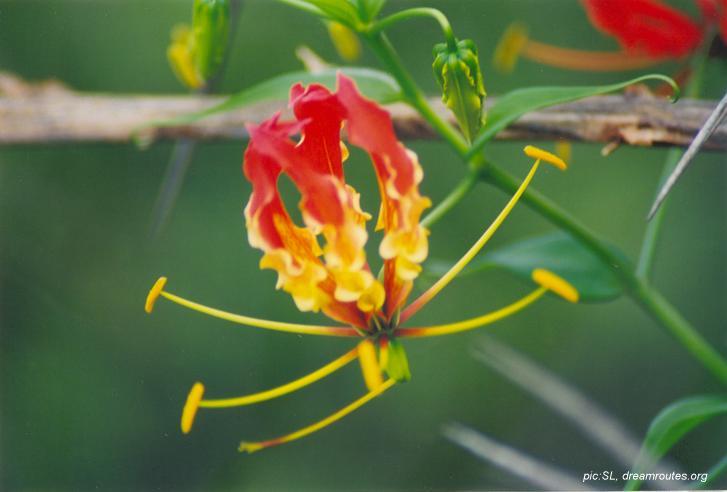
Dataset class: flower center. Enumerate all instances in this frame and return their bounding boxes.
[367,310,400,339]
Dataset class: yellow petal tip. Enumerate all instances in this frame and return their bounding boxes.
[524,145,568,170]
[145,277,168,314]
[181,382,205,434]
[239,441,264,454]
[532,268,579,303]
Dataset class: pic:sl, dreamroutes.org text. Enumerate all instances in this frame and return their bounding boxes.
[582,471,708,483]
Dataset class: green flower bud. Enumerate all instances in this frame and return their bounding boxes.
[381,337,411,383]
[433,39,487,143]
[192,0,230,82]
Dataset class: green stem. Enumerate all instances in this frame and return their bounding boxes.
[633,285,727,385]
[369,8,457,50]
[422,171,479,228]
[636,149,681,280]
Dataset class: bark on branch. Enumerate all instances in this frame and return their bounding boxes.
[1,77,725,150]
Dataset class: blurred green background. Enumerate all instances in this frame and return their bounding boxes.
[1,0,725,490]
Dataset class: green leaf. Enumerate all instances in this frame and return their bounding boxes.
[139,67,401,133]
[425,232,624,302]
[625,395,727,491]
[280,0,360,27]
[468,74,679,157]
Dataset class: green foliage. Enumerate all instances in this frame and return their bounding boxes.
[426,232,624,302]
[140,67,401,134]
[432,39,486,143]
[625,395,727,491]
[468,74,680,157]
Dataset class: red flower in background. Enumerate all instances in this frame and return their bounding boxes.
[495,0,727,72]
[583,0,726,58]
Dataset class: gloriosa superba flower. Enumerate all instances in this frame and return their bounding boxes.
[145,73,576,453]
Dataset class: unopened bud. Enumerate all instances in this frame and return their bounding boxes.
[167,0,230,89]
[433,39,487,142]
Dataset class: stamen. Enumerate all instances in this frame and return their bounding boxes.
[197,348,358,409]
[493,22,664,73]
[522,40,662,72]
[532,268,579,303]
[239,379,397,453]
[181,382,205,434]
[357,339,383,391]
[397,287,547,338]
[145,277,359,337]
[401,147,565,323]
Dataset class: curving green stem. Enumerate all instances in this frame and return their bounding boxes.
[369,8,458,50]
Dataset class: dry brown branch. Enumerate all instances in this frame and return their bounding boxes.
[1,72,725,150]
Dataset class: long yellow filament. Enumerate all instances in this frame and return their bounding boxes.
[198,348,359,409]
[397,287,547,338]
[240,379,397,453]
[145,278,358,337]
[401,159,542,323]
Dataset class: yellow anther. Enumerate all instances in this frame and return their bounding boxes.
[239,442,264,454]
[493,23,529,73]
[532,268,579,303]
[524,145,568,170]
[145,277,168,314]
[357,339,383,391]
[181,382,205,434]
[326,21,361,62]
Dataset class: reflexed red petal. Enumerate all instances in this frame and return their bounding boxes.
[582,0,704,57]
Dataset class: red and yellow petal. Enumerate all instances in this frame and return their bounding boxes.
[242,73,430,325]
[335,74,431,315]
